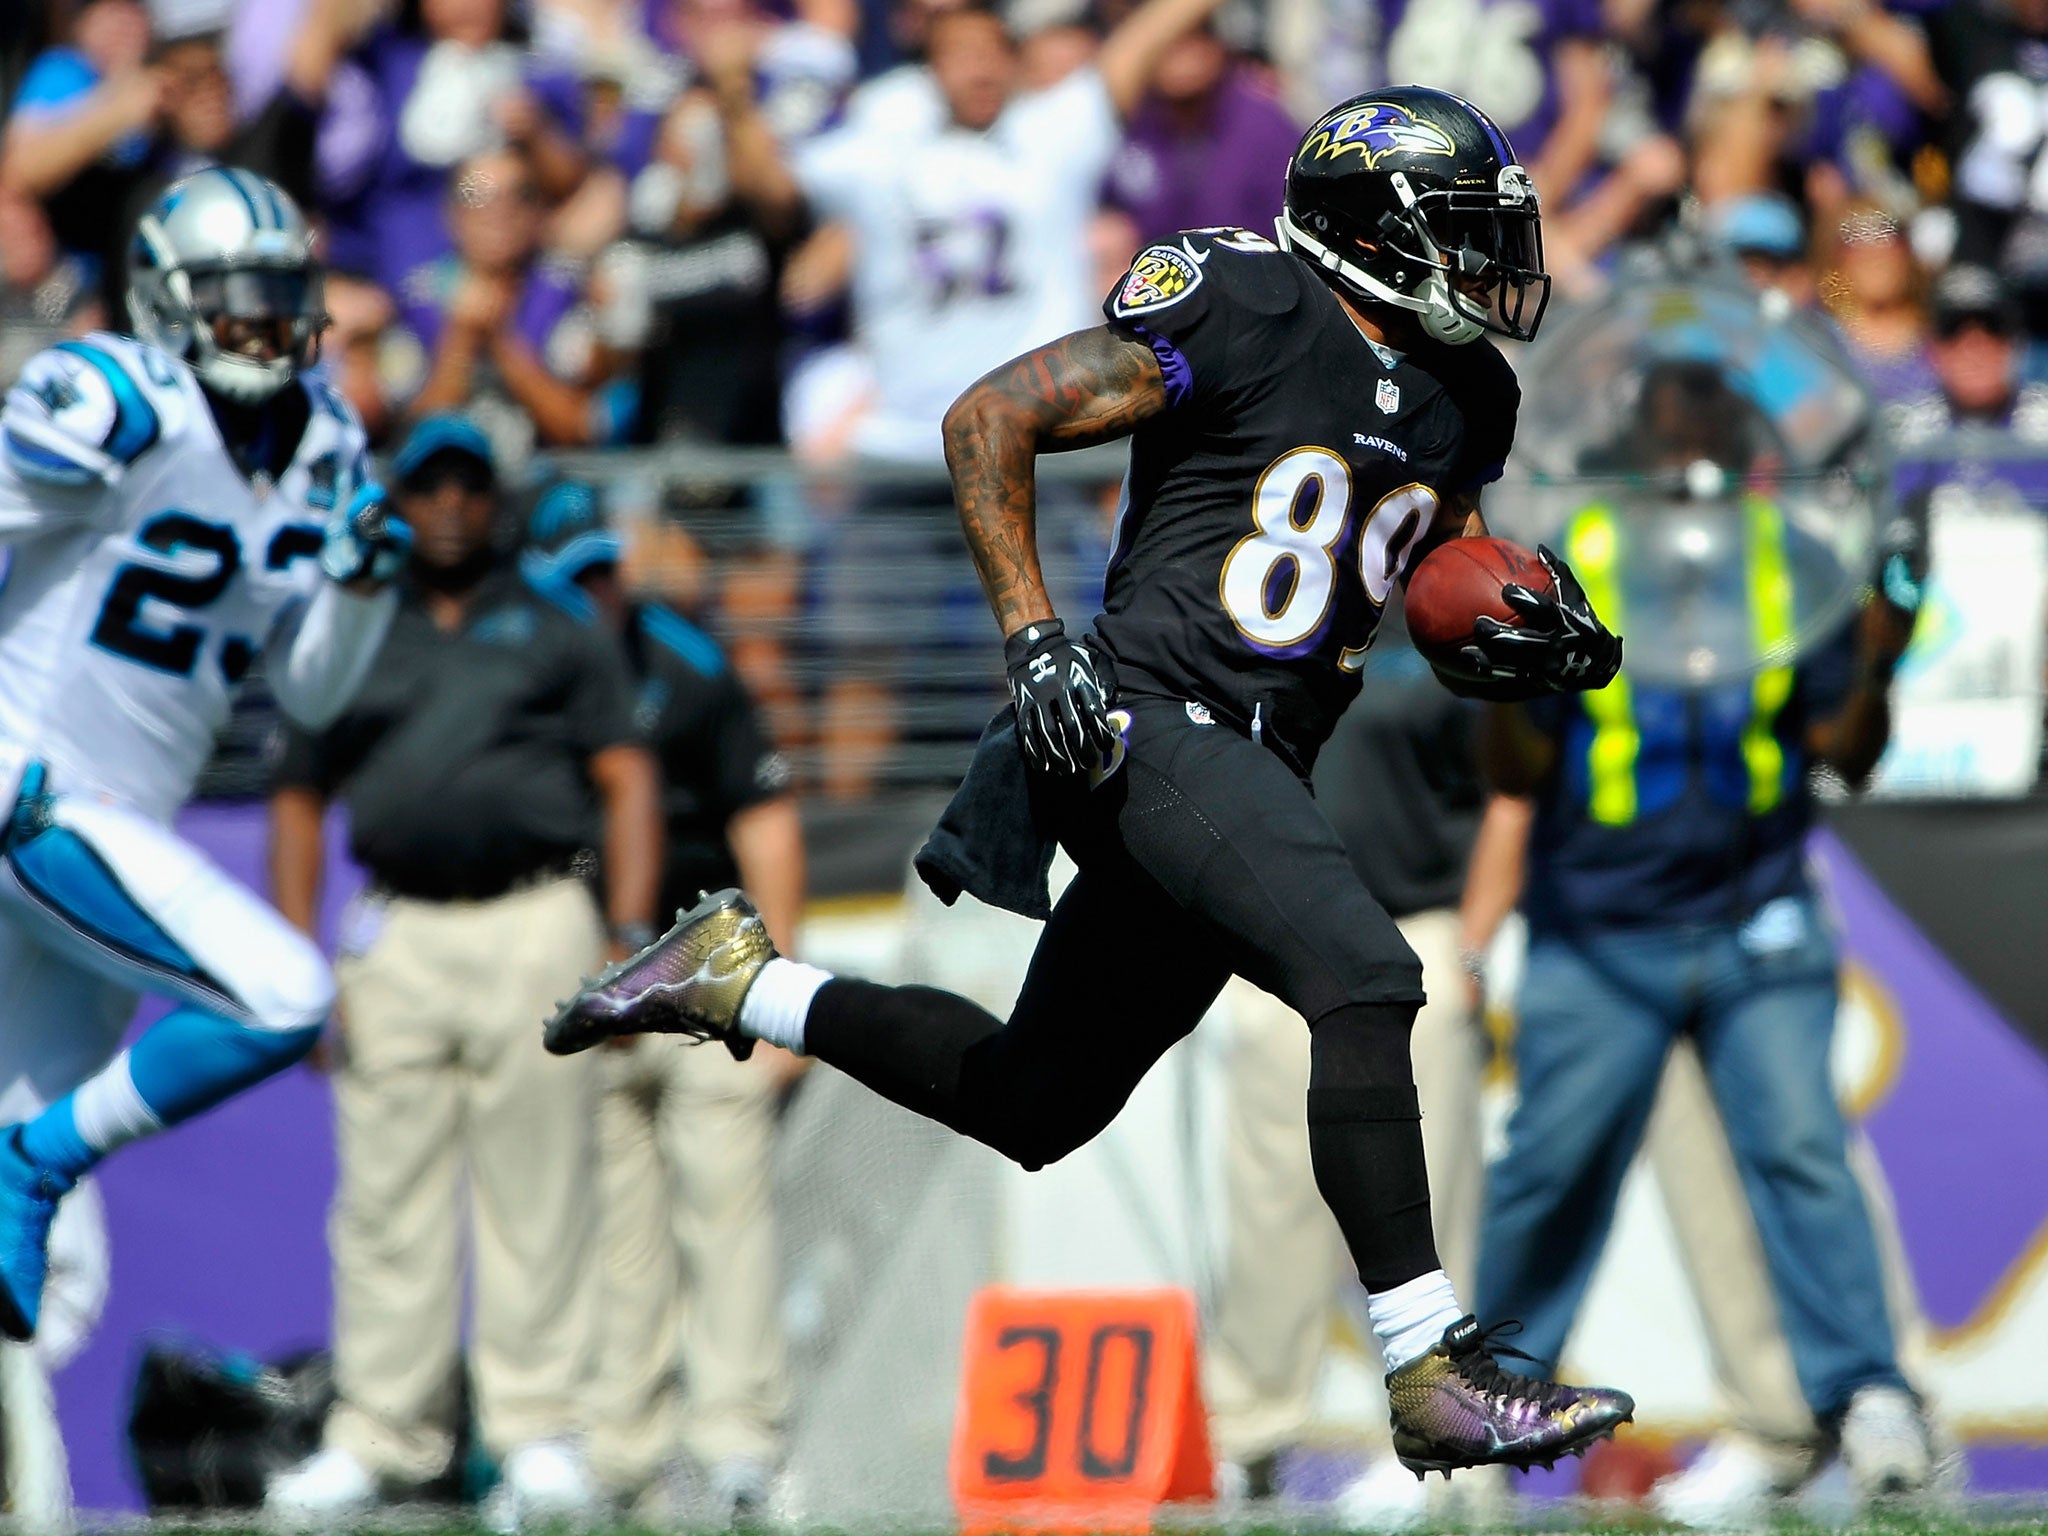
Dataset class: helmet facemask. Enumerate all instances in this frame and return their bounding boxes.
[1279,163,1552,346]
[129,216,327,404]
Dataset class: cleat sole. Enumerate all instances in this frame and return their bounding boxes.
[1395,1414,1632,1478]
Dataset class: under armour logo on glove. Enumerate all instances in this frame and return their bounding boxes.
[1458,545,1623,694]
[1004,618,1121,777]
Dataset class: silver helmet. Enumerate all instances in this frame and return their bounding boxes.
[127,166,326,404]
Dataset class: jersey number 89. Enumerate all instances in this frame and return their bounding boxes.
[1218,448,1435,664]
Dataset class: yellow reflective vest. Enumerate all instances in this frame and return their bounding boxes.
[1563,498,1798,827]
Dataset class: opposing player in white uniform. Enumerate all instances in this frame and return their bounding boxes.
[0,167,410,1340]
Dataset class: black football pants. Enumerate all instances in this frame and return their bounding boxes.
[806,696,1443,1291]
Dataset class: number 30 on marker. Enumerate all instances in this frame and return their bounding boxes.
[950,1287,1213,1532]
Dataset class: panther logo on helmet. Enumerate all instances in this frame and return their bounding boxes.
[1302,103,1455,168]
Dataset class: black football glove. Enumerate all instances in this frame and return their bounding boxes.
[1458,545,1623,693]
[1005,618,1119,777]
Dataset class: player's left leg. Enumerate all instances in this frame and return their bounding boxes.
[1075,703,1632,1473]
[0,772,329,1336]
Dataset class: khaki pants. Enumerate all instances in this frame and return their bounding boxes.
[324,878,604,1482]
[1208,908,1483,1463]
[589,1035,789,1494]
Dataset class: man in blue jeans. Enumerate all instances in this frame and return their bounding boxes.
[1475,360,1932,1511]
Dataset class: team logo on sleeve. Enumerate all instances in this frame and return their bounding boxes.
[1303,102,1456,166]
[1112,245,1203,317]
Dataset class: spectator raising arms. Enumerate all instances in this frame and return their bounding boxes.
[1,0,362,318]
[1103,23,1302,247]
[608,0,857,449]
[709,0,1238,465]
[316,0,556,299]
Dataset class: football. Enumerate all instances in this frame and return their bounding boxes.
[1403,536,1555,676]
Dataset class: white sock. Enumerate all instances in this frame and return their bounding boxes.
[737,959,833,1053]
[1367,1269,1465,1372]
[71,1051,162,1157]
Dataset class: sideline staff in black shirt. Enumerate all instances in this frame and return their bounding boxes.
[275,538,646,903]
[519,480,803,1509]
[263,416,660,1512]
[521,480,803,947]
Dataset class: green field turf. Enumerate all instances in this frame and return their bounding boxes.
[111,1515,2048,1536]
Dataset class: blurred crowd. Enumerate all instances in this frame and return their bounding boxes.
[8,0,2048,792]
[10,0,2048,466]
[4,3,2042,1525]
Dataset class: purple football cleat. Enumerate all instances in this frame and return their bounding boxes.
[543,888,775,1060]
[1387,1315,1634,1477]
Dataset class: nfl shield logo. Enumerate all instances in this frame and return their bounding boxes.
[1375,378,1401,414]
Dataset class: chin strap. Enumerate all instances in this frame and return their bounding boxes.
[1274,211,1482,346]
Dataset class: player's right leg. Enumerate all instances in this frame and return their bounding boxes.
[0,767,331,1337]
[551,856,1233,1172]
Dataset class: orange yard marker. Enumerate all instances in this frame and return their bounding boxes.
[950,1287,1213,1533]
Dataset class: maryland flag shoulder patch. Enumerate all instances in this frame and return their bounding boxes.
[1111,243,1204,318]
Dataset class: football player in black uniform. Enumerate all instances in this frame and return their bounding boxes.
[546,86,1633,1475]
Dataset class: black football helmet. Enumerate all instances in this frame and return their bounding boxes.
[1277,86,1550,345]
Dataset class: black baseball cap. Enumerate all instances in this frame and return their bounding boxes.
[1931,264,2021,337]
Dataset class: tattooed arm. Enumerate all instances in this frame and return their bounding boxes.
[942,325,1169,637]
[1448,488,1490,538]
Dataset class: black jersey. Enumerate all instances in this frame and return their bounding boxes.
[621,602,791,916]
[1091,226,1519,774]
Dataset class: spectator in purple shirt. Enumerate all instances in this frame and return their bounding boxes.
[1375,0,1611,208]
[1822,203,1937,406]
[400,147,604,460]
[1102,25,1298,245]
[318,0,591,294]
